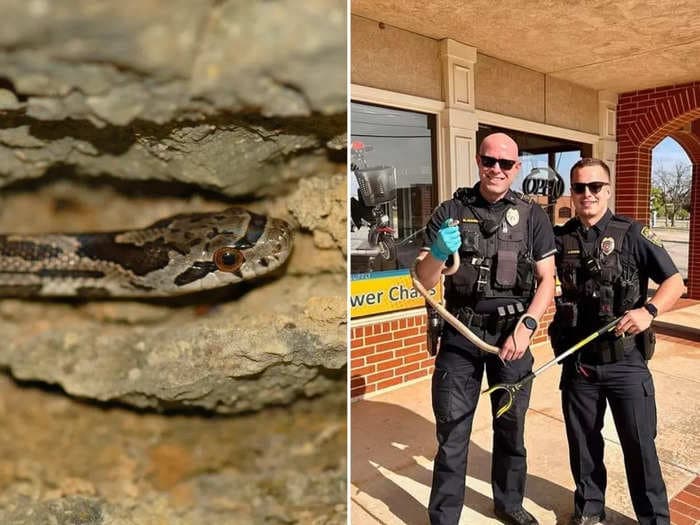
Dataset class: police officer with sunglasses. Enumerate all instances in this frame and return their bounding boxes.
[550,158,684,525]
[415,132,557,525]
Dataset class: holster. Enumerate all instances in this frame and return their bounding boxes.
[554,298,578,328]
[426,305,443,357]
[548,322,571,360]
[585,335,627,364]
[638,328,656,360]
[549,299,578,359]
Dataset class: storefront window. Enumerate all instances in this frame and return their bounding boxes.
[350,102,438,317]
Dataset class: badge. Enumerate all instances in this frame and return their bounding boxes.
[641,226,663,247]
[600,236,615,256]
[505,208,519,227]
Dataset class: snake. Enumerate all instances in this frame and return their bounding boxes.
[0,207,293,297]
[410,218,499,354]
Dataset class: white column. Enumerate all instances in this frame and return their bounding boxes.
[595,90,618,210]
[438,40,478,202]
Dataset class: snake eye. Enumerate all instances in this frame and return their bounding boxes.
[213,247,244,273]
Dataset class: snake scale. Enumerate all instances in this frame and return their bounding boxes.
[0,208,293,297]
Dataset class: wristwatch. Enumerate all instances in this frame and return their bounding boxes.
[643,303,658,319]
[521,314,538,332]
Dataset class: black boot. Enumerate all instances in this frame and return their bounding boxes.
[494,506,539,525]
[569,512,605,525]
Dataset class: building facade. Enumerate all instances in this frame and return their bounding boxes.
[350,15,699,399]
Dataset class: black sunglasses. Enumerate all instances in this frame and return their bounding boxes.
[479,155,517,170]
[571,181,609,194]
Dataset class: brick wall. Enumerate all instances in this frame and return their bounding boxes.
[616,82,700,299]
[350,305,554,399]
[350,313,433,398]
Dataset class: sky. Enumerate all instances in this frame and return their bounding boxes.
[652,136,691,172]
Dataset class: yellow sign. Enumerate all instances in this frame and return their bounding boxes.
[350,270,442,318]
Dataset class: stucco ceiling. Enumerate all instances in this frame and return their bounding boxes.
[351,0,700,94]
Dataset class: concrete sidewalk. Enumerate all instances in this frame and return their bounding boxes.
[351,306,700,524]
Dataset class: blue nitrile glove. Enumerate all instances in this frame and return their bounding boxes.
[430,219,461,262]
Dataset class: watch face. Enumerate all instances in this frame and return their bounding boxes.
[523,316,538,330]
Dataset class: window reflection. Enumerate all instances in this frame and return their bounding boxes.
[350,102,437,276]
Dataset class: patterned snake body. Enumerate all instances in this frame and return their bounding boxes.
[0,208,293,297]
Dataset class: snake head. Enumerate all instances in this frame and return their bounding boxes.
[210,215,294,282]
[160,208,294,293]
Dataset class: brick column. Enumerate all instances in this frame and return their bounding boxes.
[616,82,700,299]
[668,130,700,298]
[690,162,700,298]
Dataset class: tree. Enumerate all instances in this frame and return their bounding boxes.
[652,161,691,227]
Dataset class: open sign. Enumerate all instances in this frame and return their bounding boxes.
[522,167,565,199]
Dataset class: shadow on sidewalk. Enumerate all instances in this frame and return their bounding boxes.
[352,400,636,525]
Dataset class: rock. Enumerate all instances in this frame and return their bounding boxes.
[0,0,347,414]
[0,0,347,518]
[0,376,346,524]
[289,173,348,255]
[0,88,20,110]
[0,273,345,414]
[0,0,346,197]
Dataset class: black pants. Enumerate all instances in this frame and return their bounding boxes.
[561,349,670,524]
[428,342,534,525]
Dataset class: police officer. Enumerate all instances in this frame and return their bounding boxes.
[550,158,684,525]
[415,132,556,525]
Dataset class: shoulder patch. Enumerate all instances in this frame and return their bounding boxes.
[641,226,663,247]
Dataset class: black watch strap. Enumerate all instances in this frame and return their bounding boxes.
[643,303,658,318]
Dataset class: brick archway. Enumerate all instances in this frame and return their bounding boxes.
[616,82,700,299]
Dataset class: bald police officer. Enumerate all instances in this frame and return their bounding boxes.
[415,132,556,525]
[550,158,684,525]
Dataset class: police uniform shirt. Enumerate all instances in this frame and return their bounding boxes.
[554,209,679,302]
[424,183,556,347]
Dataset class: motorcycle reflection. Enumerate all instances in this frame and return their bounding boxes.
[350,144,398,268]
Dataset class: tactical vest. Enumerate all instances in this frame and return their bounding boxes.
[557,215,640,321]
[552,215,642,361]
[444,188,536,309]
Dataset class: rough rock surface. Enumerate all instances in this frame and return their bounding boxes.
[0,274,346,413]
[0,0,347,413]
[0,376,346,524]
[0,0,346,197]
[0,0,347,520]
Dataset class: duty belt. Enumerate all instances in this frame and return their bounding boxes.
[449,302,525,332]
